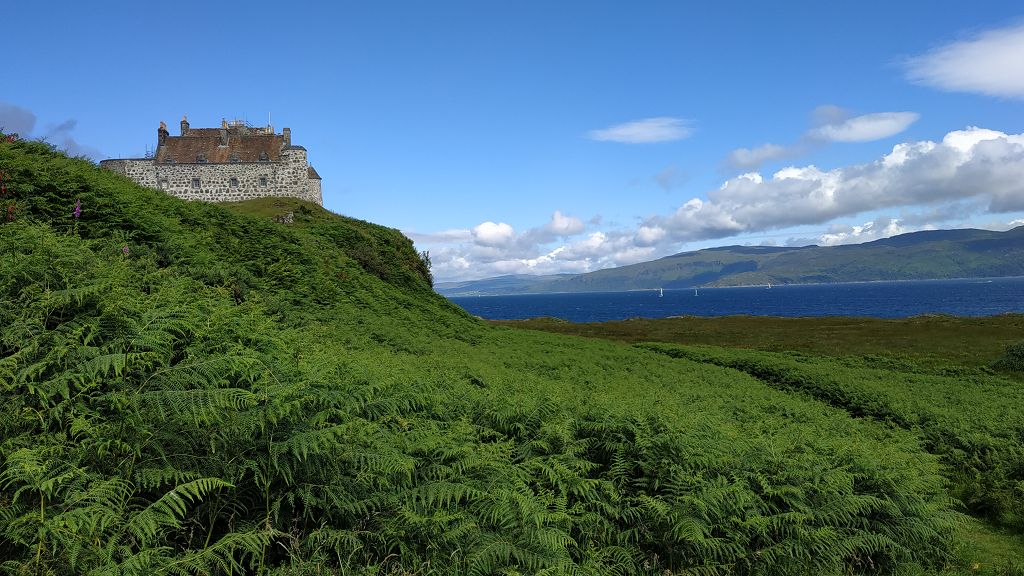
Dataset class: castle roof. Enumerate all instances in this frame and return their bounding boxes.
[307,166,321,180]
[155,126,287,164]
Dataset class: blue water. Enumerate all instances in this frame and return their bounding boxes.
[448,277,1024,322]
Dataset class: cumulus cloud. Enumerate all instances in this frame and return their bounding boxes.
[421,126,1024,281]
[653,126,1024,244]
[555,231,657,266]
[588,117,692,143]
[781,216,930,248]
[472,221,516,246]
[905,22,1024,99]
[817,217,906,246]
[0,101,102,160]
[409,211,616,280]
[417,216,661,281]
[726,106,918,170]
[635,225,666,246]
[543,210,585,237]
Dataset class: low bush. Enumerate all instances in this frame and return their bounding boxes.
[992,341,1024,372]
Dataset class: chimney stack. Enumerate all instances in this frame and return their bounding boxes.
[283,127,291,147]
[180,115,189,136]
[219,119,228,146]
[158,121,169,146]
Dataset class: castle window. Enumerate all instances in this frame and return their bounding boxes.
[158,179,169,189]
[229,177,239,188]
[259,176,268,187]
[229,153,240,163]
[196,153,207,163]
[163,156,174,164]
[191,178,200,189]
[259,151,270,162]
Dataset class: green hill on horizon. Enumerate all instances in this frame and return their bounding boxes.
[436,227,1024,296]
[2,136,1022,575]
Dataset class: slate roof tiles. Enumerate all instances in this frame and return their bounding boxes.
[156,128,286,164]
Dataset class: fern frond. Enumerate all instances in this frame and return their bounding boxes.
[122,478,232,547]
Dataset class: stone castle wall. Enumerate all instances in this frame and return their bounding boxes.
[100,147,322,205]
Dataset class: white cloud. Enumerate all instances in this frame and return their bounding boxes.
[419,214,663,281]
[906,23,1024,98]
[415,211,603,280]
[557,231,657,266]
[635,225,666,246]
[543,210,584,236]
[726,107,919,171]
[421,127,1024,281]
[809,112,920,142]
[588,117,692,143]
[726,143,794,170]
[462,212,585,252]
[652,126,1024,243]
[472,221,515,246]
[818,217,906,246]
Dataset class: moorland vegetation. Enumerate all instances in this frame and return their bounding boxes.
[1,135,1021,575]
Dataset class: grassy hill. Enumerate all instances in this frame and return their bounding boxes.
[2,135,1022,575]
[437,228,1024,296]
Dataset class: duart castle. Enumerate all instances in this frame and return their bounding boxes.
[101,117,322,205]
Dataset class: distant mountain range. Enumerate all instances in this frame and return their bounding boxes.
[436,226,1024,296]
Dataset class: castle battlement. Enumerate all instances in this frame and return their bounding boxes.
[100,117,322,205]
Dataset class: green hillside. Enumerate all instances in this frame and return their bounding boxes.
[437,229,1024,296]
[2,136,1021,575]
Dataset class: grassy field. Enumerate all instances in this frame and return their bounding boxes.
[491,315,1024,573]
[494,314,1024,370]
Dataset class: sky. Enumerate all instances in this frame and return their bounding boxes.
[4,1,1024,282]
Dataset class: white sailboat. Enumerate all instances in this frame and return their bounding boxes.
[767,282,772,289]
[659,288,664,297]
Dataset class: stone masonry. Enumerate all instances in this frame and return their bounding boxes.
[100,117,322,205]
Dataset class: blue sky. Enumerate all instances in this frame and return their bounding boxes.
[4,1,1024,281]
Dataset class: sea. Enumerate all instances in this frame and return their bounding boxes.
[447,276,1024,323]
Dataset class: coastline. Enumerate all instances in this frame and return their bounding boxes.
[441,274,1024,298]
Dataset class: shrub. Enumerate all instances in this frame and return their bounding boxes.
[992,340,1024,372]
